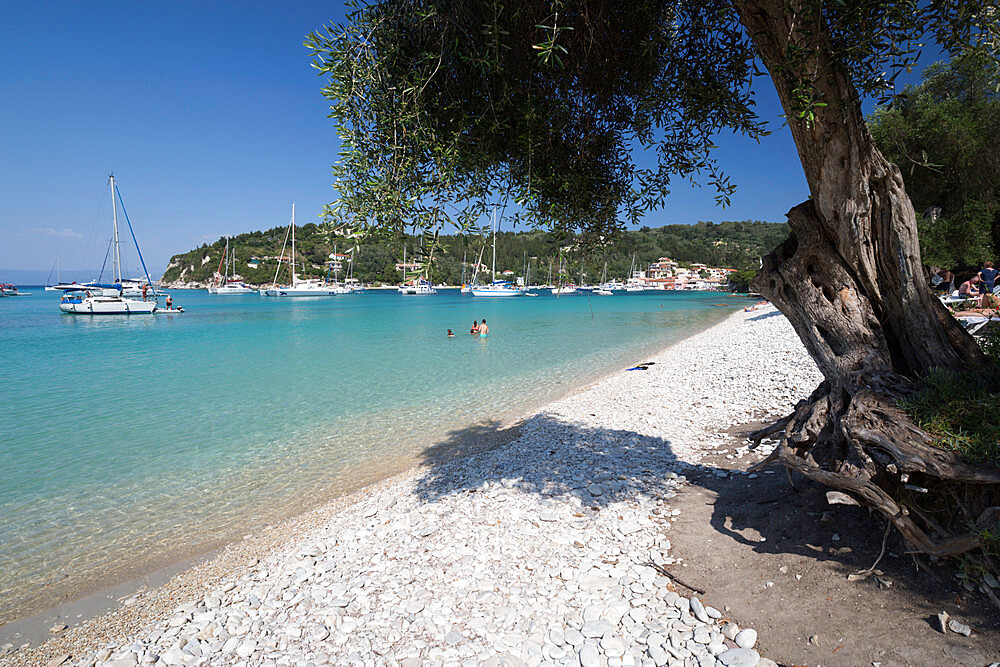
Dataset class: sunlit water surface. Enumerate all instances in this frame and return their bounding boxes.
[0,288,740,621]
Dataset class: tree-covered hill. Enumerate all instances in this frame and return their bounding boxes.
[160,220,788,286]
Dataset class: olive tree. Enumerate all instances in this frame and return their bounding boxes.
[306,1,1000,559]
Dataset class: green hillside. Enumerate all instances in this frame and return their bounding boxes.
[161,220,788,286]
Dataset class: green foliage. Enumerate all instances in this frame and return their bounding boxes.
[980,523,1000,558]
[869,49,1000,269]
[305,0,998,249]
[160,220,788,286]
[899,367,1000,467]
[729,268,758,293]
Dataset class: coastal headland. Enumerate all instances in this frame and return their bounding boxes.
[6,307,999,667]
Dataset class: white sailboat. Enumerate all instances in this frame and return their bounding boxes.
[397,242,436,294]
[44,255,61,291]
[624,252,645,291]
[549,254,577,295]
[261,204,339,297]
[60,174,157,315]
[595,263,613,295]
[209,238,255,294]
[472,208,525,297]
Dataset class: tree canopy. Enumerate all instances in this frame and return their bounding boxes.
[869,49,1000,270]
[306,0,998,247]
[307,0,1000,567]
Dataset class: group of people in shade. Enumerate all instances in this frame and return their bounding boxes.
[446,318,489,338]
[934,261,1000,310]
[931,262,1000,308]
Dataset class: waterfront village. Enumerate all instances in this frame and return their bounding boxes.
[161,255,738,292]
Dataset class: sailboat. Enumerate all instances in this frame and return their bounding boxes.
[472,208,525,297]
[261,204,339,297]
[549,254,578,295]
[340,248,365,293]
[460,250,470,293]
[44,255,61,291]
[208,238,255,294]
[59,175,157,314]
[397,241,436,294]
[625,252,645,292]
[595,263,613,295]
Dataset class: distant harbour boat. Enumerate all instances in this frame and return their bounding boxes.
[209,237,255,294]
[471,281,524,297]
[261,204,339,297]
[471,207,525,297]
[399,279,436,295]
[0,284,31,296]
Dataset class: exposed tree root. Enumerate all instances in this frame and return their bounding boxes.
[751,379,1000,559]
[750,200,1000,566]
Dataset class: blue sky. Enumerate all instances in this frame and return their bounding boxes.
[0,2,932,279]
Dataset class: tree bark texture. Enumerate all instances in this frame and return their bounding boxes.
[733,0,999,556]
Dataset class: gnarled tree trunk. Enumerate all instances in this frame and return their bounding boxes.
[735,0,1000,556]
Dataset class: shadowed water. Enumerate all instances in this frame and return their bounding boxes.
[0,288,740,622]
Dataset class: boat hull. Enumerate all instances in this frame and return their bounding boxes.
[59,297,157,314]
[261,288,338,297]
[471,288,524,297]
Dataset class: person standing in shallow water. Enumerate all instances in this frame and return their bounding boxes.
[470,320,479,334]
[479,318,489,337]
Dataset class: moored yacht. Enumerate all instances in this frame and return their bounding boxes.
[59,175,158,315]
[60,290,156,314]
[209,238,255,294]
[471,208,525,297]
[261,205,339,297]
[471,280,524,297]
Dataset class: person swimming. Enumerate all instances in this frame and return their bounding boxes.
[479,318,489,337]
[447,329,455,337]
[470,320,479,334]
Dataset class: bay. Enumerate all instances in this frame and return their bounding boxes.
[0,288,740,621]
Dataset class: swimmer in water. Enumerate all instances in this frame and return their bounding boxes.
[447,329,455,337]
[479,318,489,337]
[470,320,479,334]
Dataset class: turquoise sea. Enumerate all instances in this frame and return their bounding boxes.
[0,288,741,622]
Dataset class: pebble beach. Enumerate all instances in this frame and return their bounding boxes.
[7,305,825,667]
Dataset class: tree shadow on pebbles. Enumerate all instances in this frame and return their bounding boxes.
[412,413,685,510]
[410,414,1000,666]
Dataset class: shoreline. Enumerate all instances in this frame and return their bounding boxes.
[1,308,737,655]
[7,304,796,667]
[0,293,741,633]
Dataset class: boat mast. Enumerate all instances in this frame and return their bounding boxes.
[110,173,121,284]
[491,206,497,284]
[290,203,296,286]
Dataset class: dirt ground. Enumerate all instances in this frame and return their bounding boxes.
[668,423,1000,667]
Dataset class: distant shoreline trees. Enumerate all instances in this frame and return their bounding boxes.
[160,220,788,286]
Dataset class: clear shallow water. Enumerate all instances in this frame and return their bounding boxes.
[0,288,740,621]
